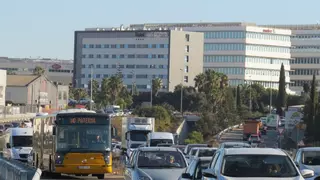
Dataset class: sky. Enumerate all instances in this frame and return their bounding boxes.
[1,0,319,60]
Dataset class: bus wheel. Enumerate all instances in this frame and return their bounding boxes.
[96,174,104,179]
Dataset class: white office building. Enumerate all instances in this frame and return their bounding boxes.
[130,22,293,90]
[262,24,320,94]
[73,26,204,92]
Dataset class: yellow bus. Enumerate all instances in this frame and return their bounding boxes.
[32,109,112,179]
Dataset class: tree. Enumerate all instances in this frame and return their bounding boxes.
[305,74,318,139]
[184,131,204,144]
[303,82,311,94]
[107,75,123,104]
[276,63,287,116]
[152,78,162,97]
[88,79,99,102]
[236,85,241,109]
[131,83,139,96]
[33,66,45,75]
[73,88,88,100]
[100,77,111,106]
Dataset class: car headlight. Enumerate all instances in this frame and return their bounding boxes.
[139,176,152,180]
[55,153,64,164]
[104,151,111,164]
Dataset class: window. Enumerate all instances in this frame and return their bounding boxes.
[126,65,135,69]
[185,55,189,62]
[111,44,116,48]
[83,44,87,48]
[112,55,117,59]
[120,44,125,48]
[104,65,108,68]
[128,54,135,58]
[184,76,188,83]
[185,34,190,41]
[103,54,109,58]
[302,151,320,165]
[59,91,62,99]
[95,44,101,48]
[12,136,32,147]
[96,54,101,58]
[82,54,86,58]
[96,64,101,68]
[81,64,86,68]
[159,44,165,48]
[103,74,108,78]
[185,45,189,52]
[185,66,189,73]
[119,54,125,58]
[96,74,101,78]
[209,152,220,168]
[81,74,85,78]
[128,44,135,48]
[103,44,109,48]
[152,54,157,58]
[136,151,186,168]
[136,74,148,79]
[63,92,67,100]
[88,54,94,58]
[151,44,157,48]
[89,44,94,48]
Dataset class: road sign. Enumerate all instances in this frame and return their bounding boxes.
[278,128,284,135]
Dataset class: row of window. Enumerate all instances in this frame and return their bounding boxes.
[82,74,169,79]
[204,43,290,53]
[290,69,320,76]
[292,80,313,87]
[292,58,320,64]
[293,35,320,39]
[204,31,290,41]
[203,55,290,65]
[228,80,279,89]
[82,64,169,69]
[204,67,289,76]
[294,46,320,49]
[82,54,168,59]
[83,44,169,49]
[48,69,72,73]
[291,48,320,53]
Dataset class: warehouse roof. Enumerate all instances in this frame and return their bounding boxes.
[7,75,41,86]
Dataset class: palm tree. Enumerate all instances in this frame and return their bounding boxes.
[100,77,111,106]
[194,73,206,92]
[33,66,45,75]
[107,75,123,104]
[152,78,163,96]
[73,88,88,100]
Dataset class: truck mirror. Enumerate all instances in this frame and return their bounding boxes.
[52,127,56,135]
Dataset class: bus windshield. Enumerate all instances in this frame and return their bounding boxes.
[56,125,110,152]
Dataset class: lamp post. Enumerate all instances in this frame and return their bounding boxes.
[150,79,153,107]
[90,64,93,110]
[180,69,184,117]
[270,70,272,114]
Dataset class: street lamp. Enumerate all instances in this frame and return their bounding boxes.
[180,69,184,117]
[270,70,273,114]
[246,75,252,113]
[150,79,153,107]
[90,64,94,110]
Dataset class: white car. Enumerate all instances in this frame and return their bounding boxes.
[294,147,320,180]
[202,148,315,180]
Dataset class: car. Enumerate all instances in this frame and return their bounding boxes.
[184,144,209,155]
[202,148,315,180]
[248,134,262,147]
[157,143,172,147]
[218,142,251,149]
[179,157,211,180]
[294,147,320,179]
[194,147,217,158]
[124,147,188,180]
[186,147,201,164]
[4,123,12,130]
[11,122,20,127]
[172,145,186,152]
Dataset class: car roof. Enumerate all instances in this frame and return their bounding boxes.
[300,147,320,151]
[138,147,179,152]
[221,142,250,145]
[197,147,217,150]
[199,157,214,161]
[224,148,287,156]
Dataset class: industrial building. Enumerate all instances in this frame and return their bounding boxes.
[73,26,204,92]
[0,57,73,85]
[130,22,293,91]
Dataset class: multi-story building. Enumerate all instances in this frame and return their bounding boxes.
[130,22,293,90]
[261,24,320,94]
[0,57,73,85]
[73,27,204,92]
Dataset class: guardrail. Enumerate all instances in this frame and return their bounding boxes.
[0,156,41,180]
[215,123,243,141]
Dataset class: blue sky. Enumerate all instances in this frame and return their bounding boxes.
[1,0,319,59]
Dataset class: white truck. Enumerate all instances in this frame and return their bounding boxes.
[147,132,175,147]
[106,105,123,116]
[0,128,33,162]
[122,117,155,156]
[266,114,280,130]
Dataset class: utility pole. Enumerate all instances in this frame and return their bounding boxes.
[90,65,93,110]
[180,69,184,117]
[270,70,272,114]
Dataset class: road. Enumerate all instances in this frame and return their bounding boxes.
[41,173,124,180]
[219,126,279,148]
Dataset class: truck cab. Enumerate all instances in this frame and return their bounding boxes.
[147,132,174,147]
[122,117,155,157]
[0,128,33,162]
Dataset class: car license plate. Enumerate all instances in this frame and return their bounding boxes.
[78,166,90,169]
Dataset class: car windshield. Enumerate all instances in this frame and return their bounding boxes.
[302,151,320,165]
[5,124,12,128]
[198,149,216,157]
[150,139,173,147]
[12,122,20,127]
[137,151,186,168]
[12,136,33,147]
[191,149,198,156]
[56,125,110,152]
[186,144,207,154]
[130,131,148,141]
[222,155,299,177]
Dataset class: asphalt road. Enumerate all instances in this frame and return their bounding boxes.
[219,126,279,148]
[41,173,124,180]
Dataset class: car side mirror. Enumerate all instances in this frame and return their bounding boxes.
[202,169,217,178]
[181,173,192,179]
[6,143,11,148]
[300,169,314,178]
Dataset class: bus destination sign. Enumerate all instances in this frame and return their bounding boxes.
[70,118,96,124]
[56,116,109,125]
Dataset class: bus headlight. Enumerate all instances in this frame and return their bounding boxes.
[55,153,64,165]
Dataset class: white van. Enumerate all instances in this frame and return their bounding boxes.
[147,132,174,147]
[0,128,33,162]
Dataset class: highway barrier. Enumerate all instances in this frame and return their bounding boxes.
[0,156,41,180]
[216,123,243,141]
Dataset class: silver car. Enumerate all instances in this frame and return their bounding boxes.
[124,147,188,180]
[202,148,315,180]
[218,141,251,149]
[294,147,320,179]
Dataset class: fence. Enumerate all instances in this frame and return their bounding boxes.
[0,156,41,180]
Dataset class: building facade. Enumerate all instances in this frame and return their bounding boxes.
[130,23,292,90]
[73,28,204,92]
[5,75,68,109]
[261,24,320,94]
[0,70,6,106]
[0,57,73,85]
